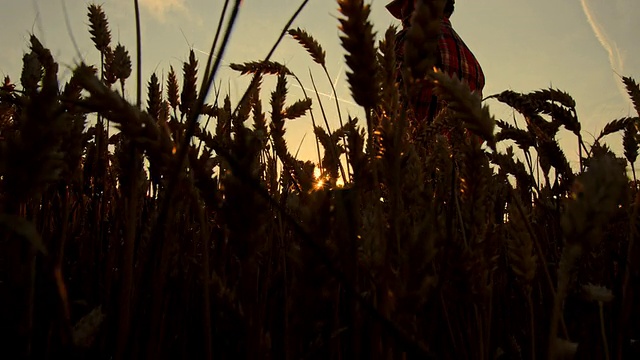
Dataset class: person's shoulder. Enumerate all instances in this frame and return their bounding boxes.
[440,17,454,34]
[439,17,455,38]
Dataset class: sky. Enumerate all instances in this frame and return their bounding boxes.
[1,0,639,166]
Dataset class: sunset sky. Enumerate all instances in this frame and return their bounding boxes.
[1,0,639,165]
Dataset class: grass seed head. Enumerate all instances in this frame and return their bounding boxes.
[147,73,162,121]
[597,116,637,141]
[403,0,444,80]
[623,122,639,165]
[623,76,640,117]
[20,52,42,93]
[112,44,132,86]
[338,0,379,109]
[283,98,312,120]
[87,4,112,53]
[180,50,198,115]
[288,27,326,67]
[167,65,180,109]
[430,69,496,149]
[561,152,627,247]
[229,60,292,76]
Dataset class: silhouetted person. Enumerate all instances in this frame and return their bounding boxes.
[387,0,485,123]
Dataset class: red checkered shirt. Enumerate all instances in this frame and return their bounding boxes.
[395,17,485,123]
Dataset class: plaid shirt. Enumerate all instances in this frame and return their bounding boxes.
[396,17,485,123]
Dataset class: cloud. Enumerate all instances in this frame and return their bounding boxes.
[139,0,188,21]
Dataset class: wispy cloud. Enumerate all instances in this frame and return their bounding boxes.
[139,0,188,22]
[580,0,626,98]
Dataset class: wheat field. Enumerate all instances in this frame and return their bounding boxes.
[0,1,639,359]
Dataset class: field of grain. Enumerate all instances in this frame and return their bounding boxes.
[0,1,639,359]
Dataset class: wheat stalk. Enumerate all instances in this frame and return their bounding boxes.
[229,60,292,76]
[179,50,198,117]
[87,4,111,53]
[288,28,326,67]
[430,69,496,150]
[112,44,132,95]
[288,27,351,177]
[403,0,443,81]
[337,0,379,110]
[623,76,640,117]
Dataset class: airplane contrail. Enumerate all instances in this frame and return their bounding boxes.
[579,0,627,98]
